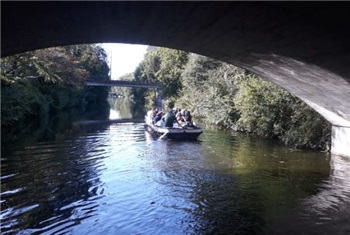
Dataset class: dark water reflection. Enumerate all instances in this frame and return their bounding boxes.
[1,98,349,234]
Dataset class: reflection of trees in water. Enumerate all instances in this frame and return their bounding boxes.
[159,129,332,234]
[108,97,133,119]
[1,138,100,231]
[225,135,331,234]
[283,155,350,235]
[131,102,147,119]
[179,131,266,234]
[147,129,345,234]
[1,107,111,233]
[2,102,110,156]
[301,155,350,212]
[108,97,146,119]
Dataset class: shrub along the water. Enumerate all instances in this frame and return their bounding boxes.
[234,75,331,150]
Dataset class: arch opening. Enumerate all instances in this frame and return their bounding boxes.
[2,1,349,156]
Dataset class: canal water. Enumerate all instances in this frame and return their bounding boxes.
[1,98,350,235]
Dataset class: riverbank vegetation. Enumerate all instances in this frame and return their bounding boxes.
[131,48,331,151]
[1,44,331,151]
[1,44,110,126]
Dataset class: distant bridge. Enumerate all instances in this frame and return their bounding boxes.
[85,80,160,88]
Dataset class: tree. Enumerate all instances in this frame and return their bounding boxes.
[155,48,188,98]
[179,54,244,126]
[234,75,331,149]
[133,47,188,101]
[1,44,110,126]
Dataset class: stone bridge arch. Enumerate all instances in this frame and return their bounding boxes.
[2,2,350,156]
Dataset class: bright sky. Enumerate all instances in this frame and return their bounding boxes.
[101,43,148,80]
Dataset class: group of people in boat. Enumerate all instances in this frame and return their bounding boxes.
[147,107,194,128]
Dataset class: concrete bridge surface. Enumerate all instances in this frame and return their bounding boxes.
[1,1,350,156]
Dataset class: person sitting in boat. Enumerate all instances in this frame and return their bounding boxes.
[155,117,165,127]
[147,107,158,120]
[183,110,194,127]
[173,108,178,115]
[153,111,163,125]
[163,109,181,128]
[176,109,186,124]
[153,108,158,118]
[175,108,181,119]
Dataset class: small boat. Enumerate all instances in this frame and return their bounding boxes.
[144,115,203,140]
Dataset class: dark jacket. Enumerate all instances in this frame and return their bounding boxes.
[163,111,176,127]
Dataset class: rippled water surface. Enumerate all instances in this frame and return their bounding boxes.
[1,99,350,234]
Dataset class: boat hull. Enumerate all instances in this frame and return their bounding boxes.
[145,116,203,140]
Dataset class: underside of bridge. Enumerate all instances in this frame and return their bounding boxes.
[2,1,350,156]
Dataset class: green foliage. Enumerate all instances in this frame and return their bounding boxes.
[1,44,110,127]
[155,48,188,97]
[178,54,244,127]
[111,73,134,97]
[1,78,51,125]
[281,100,331,149]
[130,50,330,151]
[64,44,110,81]
[132,47,189,102]
[178,53,331,150]
[234,74,331,150]
[131,65,148,105]
[234,75,293,136]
